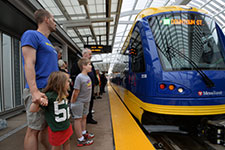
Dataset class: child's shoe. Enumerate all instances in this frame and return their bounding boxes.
[77,139,93,147]
[83,131,95,139]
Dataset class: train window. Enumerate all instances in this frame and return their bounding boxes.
[130,27,145,73]
[148,12,225,71]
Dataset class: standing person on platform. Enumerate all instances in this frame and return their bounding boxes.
[100,72,107,94]
[64,61,69,72]
[70,48,99,124]
[30,71,73,150]
[21,9,58,150]
[71,58,94,147]
[55,46,62,60]
[95,69,102,99]
[58,59,68,73]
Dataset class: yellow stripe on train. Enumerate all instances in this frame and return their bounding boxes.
[112,84,225,123]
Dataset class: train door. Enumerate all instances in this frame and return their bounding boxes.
[129,24,146,97]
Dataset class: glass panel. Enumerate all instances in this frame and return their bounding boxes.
[130,27,145,73]
[14,39,22,106]
[0,33,2,112]
[2,33,13,110]
[65,6,75,14]
[148,13,225,71]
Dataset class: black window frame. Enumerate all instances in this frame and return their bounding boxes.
[130,26,146,73]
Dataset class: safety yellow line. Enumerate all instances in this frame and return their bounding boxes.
[108,85,155,150]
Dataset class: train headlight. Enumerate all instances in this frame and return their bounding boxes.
[168,85,175,90]
[178,88,184,93]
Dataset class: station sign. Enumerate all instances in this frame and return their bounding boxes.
[84,45,112,53]
[162,19,203,25]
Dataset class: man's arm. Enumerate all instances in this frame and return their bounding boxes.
[22,46,47,103]
[71,89,80,103]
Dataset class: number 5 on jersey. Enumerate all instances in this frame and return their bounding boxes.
[54,100,70,122]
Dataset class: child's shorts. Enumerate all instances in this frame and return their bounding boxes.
[70,101,90,119]
[48,124,73,146]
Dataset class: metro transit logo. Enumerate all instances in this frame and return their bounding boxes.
[198,91,203,96]
[198,91,223,96]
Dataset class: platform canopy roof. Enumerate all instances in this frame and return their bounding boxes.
[37,0,225,73]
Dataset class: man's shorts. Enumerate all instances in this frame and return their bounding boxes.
[70,101,90,119]
[23,88,47,130]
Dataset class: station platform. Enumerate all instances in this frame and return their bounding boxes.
[0,84,155,150]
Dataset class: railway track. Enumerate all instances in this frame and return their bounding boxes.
[111,85,225,150]
[144,128,225,150]
[150,132,216,150]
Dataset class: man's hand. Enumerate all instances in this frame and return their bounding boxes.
[31,90,47,105]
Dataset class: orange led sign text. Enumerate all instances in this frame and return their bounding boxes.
[171,19,203,25]
[84,45,112,53]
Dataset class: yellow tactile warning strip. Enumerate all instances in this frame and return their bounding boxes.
[108,84,155,150]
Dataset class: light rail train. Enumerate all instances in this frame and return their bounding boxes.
[113,6,225,130]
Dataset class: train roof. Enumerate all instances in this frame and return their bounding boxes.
[121,5,208,54]
[136,5,207,21]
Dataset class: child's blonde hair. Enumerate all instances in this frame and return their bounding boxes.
[78,58,90,71]
[43,71,69,102]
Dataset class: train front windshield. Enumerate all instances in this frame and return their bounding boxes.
[149,13,225,71]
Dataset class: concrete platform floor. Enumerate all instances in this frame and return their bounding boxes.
[0,90,113,150]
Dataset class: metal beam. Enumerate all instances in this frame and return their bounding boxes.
[118,21,133,24]
[71,33,113,38]
[78,0,88,5]
[72,24,115,29]
[58,17,114,25]
[145,0,154,8]
[92,60,103,63]
[173,0,191,5]
[54,12,117,19]
[120,10,141,17]
[93,25,114,28]
[164,0,171,6]
[213,8,225,18]
[13,0,82,54]
[54,0,85,45]
[106,0,111,46]
[114,0,137,54]
[63,21,92,28]
[71,39,112,44]
[54,0,70,19]
[83,3,97,45]
[200,0,213,9]
[111,0,123,48]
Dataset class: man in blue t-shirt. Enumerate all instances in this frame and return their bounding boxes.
[21,9,58,150]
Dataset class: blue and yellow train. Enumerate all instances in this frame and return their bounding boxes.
[114,6,225,127]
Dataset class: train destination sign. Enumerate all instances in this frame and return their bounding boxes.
[130,48,137,56]
[84,45,112,53]
[162,19,203,25]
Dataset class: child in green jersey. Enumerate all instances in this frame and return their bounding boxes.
[30,71,72,150]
